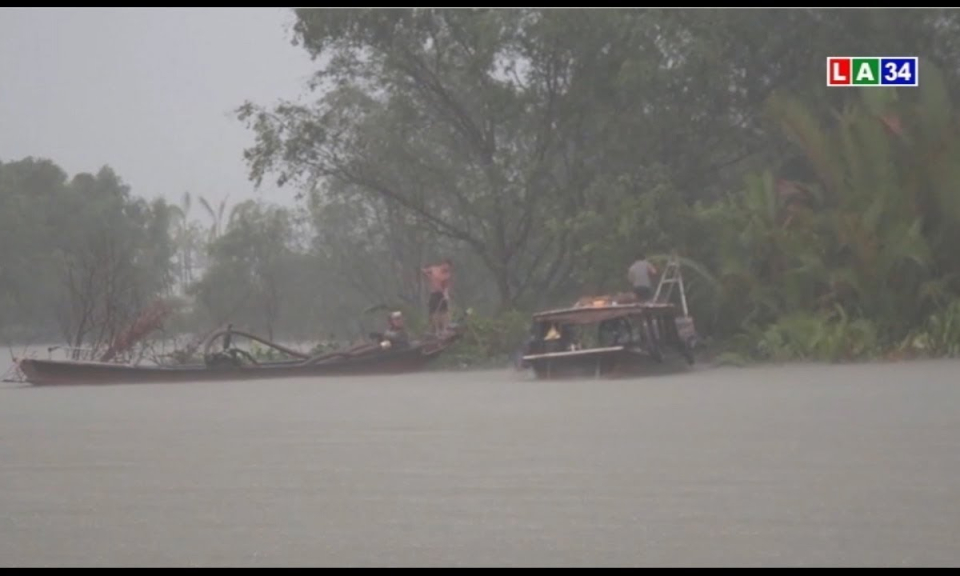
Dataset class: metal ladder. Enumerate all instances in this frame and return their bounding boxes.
[653,253,689,316]
[651,253,699,363]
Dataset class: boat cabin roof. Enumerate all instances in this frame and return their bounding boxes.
[531,297,677,326]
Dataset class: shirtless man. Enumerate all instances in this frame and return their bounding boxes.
[421,259,453,335]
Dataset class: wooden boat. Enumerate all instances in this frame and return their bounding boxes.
[519,255,701,379]
[15,324,465,387]
[518,295,697,379]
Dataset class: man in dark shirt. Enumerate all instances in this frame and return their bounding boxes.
[379,311,410,349]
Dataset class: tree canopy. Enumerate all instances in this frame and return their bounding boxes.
[6,9,960,365]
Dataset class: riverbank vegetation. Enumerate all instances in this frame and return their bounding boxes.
[4,9,960,367]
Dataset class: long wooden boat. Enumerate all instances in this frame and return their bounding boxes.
[518,293,697,380]
[16,325,464,387]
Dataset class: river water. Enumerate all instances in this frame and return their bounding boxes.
[1,359,959,566]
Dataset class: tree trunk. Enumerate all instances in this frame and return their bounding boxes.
[495,267,513,313]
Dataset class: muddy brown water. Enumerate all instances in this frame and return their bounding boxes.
[1,360,959,567]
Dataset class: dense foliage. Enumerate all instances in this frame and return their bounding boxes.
[5,9,960,366]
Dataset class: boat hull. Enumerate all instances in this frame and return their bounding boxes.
[17,338,457,386]
[525,346,689,380]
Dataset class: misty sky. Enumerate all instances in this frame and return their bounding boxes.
[0,8,317,212]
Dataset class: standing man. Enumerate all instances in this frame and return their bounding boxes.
[627,253,658,302]
[421,258,453,335]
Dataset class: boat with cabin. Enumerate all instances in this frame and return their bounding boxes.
[518,255,699,379]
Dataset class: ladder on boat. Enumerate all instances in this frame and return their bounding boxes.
[652,253,698,362]
[653,253,689,316]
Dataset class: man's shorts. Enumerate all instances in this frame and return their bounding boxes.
[633,285,653,301]
[428,291,448,313]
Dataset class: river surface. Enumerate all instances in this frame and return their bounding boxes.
[1,360,959,567]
